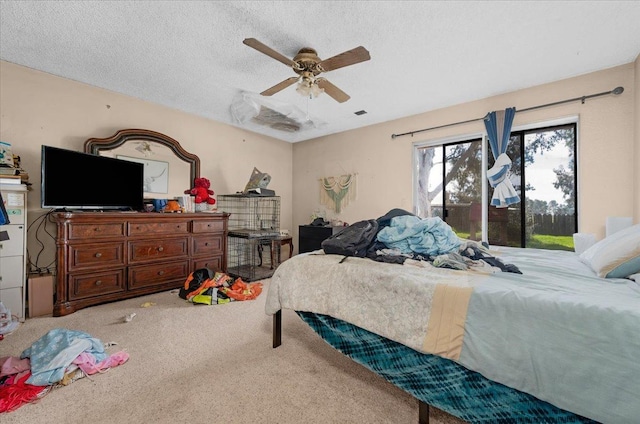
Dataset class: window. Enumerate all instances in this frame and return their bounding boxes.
[414,122,577,250]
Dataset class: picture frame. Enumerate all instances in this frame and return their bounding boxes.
[117,155,169,194]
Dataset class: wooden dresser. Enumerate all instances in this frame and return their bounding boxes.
[53,211,228,316]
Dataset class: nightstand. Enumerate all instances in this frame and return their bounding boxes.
[298,225,344,253]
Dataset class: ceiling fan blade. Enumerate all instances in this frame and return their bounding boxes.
[316,78,350,103]
[317,46,370,72]
[261,77,299,96]
[243,38,297,68]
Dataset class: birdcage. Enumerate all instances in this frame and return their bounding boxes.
[218,195,281,281]
[217,195,280,233]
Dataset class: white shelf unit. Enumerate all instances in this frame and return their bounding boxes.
[0,184,28,321]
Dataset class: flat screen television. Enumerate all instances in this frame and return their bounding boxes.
[41,145,144,211]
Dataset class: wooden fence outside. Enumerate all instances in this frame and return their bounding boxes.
[530,213,575,235]
[432,204,575,236]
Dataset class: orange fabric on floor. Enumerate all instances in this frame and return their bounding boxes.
[185,277,216,300]
[221,278,263,301]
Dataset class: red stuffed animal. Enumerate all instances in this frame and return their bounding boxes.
[185,177,216,205]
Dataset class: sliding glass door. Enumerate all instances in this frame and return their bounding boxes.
[416,138,482,239]
[415,123,577,250]
[520,124,577,249]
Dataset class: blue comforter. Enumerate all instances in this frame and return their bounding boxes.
[376,215,461,255]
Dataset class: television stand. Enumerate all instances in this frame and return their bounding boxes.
[52,211,229,316]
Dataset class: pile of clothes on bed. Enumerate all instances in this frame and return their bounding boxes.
[325,208,521,274]
[0,328,128,413]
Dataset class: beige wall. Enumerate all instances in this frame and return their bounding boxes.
[2,59,637,267]
[0,61,293,271]
[293,62,637,242]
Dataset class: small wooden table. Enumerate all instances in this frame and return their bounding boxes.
[270,236,293,269]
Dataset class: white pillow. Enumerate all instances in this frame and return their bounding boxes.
[579,223,640,278]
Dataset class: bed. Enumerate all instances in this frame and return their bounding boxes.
[265,221,640,424]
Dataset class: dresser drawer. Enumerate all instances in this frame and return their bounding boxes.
[128,260,189,289]
[0,225,24,257]
[128,221,189,236]
[192,256,223,272]
[68,242,125,271]
[192,235,223,256]
[192,219,225,233]
[69,270,125,300]
[69,223,125,240]
[129,237,188,263]
[0,256,23,289]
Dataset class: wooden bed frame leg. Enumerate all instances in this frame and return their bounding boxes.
[273,310,282,348]
[418,400,430,424]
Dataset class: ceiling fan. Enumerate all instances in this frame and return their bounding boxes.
[243,38,370,103]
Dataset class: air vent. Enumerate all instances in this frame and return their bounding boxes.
[354,110,367,116]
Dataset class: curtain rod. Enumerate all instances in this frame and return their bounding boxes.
[390,86,624,139]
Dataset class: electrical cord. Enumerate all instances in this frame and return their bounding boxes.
[26,209,57,274]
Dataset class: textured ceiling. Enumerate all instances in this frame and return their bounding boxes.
[1,1,640,143]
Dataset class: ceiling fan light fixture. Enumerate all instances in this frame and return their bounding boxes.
[296,76,324,99]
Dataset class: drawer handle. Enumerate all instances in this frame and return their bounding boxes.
[94,228,100,232]
[158,270,165,276]
[157,246,164,252]
[95,252,102,258]
[204,242,209,246]
[95,280,102,286]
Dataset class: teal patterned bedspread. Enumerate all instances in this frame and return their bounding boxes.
[298,311,597,423]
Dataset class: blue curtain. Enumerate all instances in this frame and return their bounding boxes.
[483,107,519,208]
[0,193,8,225]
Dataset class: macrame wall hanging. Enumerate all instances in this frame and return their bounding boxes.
[319,174,357,213]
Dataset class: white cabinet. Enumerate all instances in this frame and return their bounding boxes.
[0,185,27,321]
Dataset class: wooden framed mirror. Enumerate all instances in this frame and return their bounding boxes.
[84,129,200,199]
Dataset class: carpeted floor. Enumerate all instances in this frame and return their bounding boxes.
[0,279,466,424]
